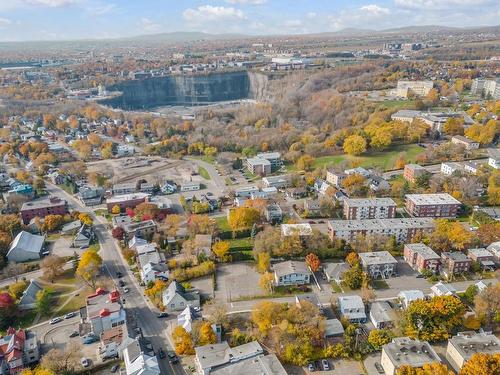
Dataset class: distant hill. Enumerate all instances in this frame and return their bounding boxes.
[122,31,249,43]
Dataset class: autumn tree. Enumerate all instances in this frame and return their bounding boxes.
[342,173,367,197]
[259,272,274,294]
[488,171,500,205]
[41,215,64,232]
[111,226,124,240]
[305,253,321,272]
[111,205,121,215]
[473,282,500,326]
[370,128,393,151]
[40,342,81,374]
[256,252,270,273]
[134,202,160,220]
[78,213,93,226]
[429,219,475,252]
[187,215,217,236]
[228,207,260,231]
[345,251,359,266]
[76,248,102,289]
[35,289,53,315]
[212,241,230,260]
[396,362,453,375]
[41,255,66,281]
[0,292,17,329]
[198,322,217,346]
[342,263,363,290]
[459,352,500,375]
[8,280,28,299]
[443,117,465,135]
[343,135,367,156]
[20,368,55,375]
[163,214,182,236]
[295,154,315,171]
[368,329,392,349]
[172,326,194,355]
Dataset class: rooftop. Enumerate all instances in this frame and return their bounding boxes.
[195,341,263,371]
[107,192,149,204]
[86,289,122,319]
[273,260,311,277]
[328,218,435,232]
[210,354,287,375]
[467,248,493,258]
[405,243,440,259]
[281,223,312,236]
[405,193,462,206]
[247,157,271,166]
[344,197,396,208]
[370,301,397,323]
[383,337,440,368]
[398,290,425,303]
[442,251,470,262]
[324,318,344,337]
[256,152,281,160]
[448,331,500,361]
[21,196,66,210]
[359,251,398,266]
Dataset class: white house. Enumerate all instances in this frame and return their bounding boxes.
[398,290,425,309]
[338,295,367,323]
[488,149,500,170]
[272,260,312,287]
[7,231,45,263]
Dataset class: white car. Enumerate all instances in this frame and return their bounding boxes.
[65,312,76,319]
[123,287,130,293]
[49,317,63,325]
[81,358,90,368]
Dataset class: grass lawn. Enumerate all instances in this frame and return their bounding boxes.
[53,293,86,317]
[331,281,343,293]
[198,166,211,180]
[215,216,232,232]
[311,144,423,171]
[375,99,415,110]
[46,233,61,241]
[228,237,253,252]
[372,279,390,289]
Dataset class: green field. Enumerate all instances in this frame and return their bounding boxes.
[312,144,423,171]
[375,99,415,110]
[227,237,253,252]
[198,166,211,180]
[215,216,231,231]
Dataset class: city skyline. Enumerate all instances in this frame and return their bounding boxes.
[0,0,498,42]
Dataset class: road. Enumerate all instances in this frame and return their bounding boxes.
[185,157,226,191]
[45,182,184,375]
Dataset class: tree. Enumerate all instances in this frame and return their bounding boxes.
[404,295,465,342]
[76,248,102,289]
[41,255,66,281]
[488,171,500,205]
[78,213,93,226]
[370,129,392,151]
[35,289,53,315]
[9,280,28,299]
[187,215,216,236]
[257,252,270,273]
[172,326,194,355]
[134,202,160,220]
[305,253,321,272]
[33,178,46,191]
[342,263,363,289]
[429,219,475,252]
[345,251,359,266]
[204,299,228,327]
[111,226,124,240]
[443,117,465,135]
[296,154,315,171]
[474,282,500,326]
[198,322,217,346]
[343,135,367,156]
[228,207,260,231]
[397,362,453,375]
[0,292,17,329]
[20,367,55,375]
[251,301,287,335]
[342,173,367,196]
[163,214,182,236]
[459,352,500,375]
[212,241,230,260]
[41,214,64,232]
[368,329,392,349]
[111,205,121,215]
[40,342,81,374]
[259,272,274,294]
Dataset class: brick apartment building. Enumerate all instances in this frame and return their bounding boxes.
[405,193,461,218]
[441,252,471,275]
[404,243,441,274]
[20,196,69,224]
[343,198,397,220]
[106,193,149,213]
[403,164,427,183]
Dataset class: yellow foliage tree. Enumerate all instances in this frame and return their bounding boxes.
[212,241,230,260]
[172,326,194,355]
[228,207,260,231]
[76,249,102,289]
[343,135,367,156]
[111,205,121,215]
[459,352,500,375]
[198,322,217,346]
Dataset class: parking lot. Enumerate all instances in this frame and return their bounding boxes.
[215,262,262,301]
[285,358,364,374]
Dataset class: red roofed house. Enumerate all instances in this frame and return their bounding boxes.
[0,328,39,375]
[80,289,126,336]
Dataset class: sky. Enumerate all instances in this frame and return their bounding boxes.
[0,0,498,42]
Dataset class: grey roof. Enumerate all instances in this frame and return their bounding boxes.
[398,290,425,304]
[19,279,43,306]
[359,251,398,266]
[324,262,349,281]
[431,282,457,296]
[370,301,397,324]
[195,341,263,371]
[405,193,461,206]
[329,218,435,232]
[8,231,44,255]
[324,319,344,337]
[448,332,500,362]
[391,110,422,118]
[61,220,82,233]
[344,197,396,208]
[405,243,439,260]
[467,248,493,258]
[295,294,320,308]
[273,261,311,278]
[210,354,287,375]
[442,252,470,262]
[383,337,440,368]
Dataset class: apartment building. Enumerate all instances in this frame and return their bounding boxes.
[338,295,366,323]
[451,135,480,150]
[326,169,346,187]
[404,243,440,274]
[273,260,312,287]
[446,331,500,372]
[471,78,500,99]
[381,337,441,375]
[405,193,461,218]
[441,252,471,275]
[359,251,398,279]
[467,248,496,270]
[403,164,427,183]
[328,218,435,244]
[20,196,69,224]
[391,110,422,124]
[246,157,271,176]
[396,80,434,98]
[106,193,149,212]
[81,289,125,336]
[343,198,397,220]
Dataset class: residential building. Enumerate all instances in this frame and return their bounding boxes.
[338,295,366,323]
[60,220,82,235]
[73,225,93,248]
[328,218,434,244]
[369,176,390,192]
[162,280,200,311]
[446,331,500,372]
[487,242,500,264]
[180,182,201,192]
[391,110,422,123]
[369,301,397,329]
[323,319,344,340]
[286,187,307,199]
[381,337,441,375]
[81,289,125,336]
[264,203,283,224]
[98,324,128,361]
[403,164,427,183]
[20,196,68,224]
[326,169,346,187]
[262,175,291,189]
[177,306,200,333]
[7,231,44,263]
[324,263,349,284]
[256,152,282,171]
[404,243,441,274]
[304,199,321,216]
[273,260,312,287]
[463,161,481,175]
[451,135,480,150]
[396,80,434,98]
[112,183,136,195]
[0,328,40,375]
[471,78,500,99]
[280,223,312,237]
[77,185,104,206]
[18,279,43,310]
[430,282,457,297]
[405,193,461,218]
[140,262,169,284]
[467,248,496,270]
[195,341,284,375]
[313,178,330,195]
[122,220,156,241]
[441,252,471,275]
[398,290,425,309]
[116,144,135,157]
[343,198,396,220]
[488,149,500,170]
[106,193,149,213]
[122,336,160,375]
[345,166,371,178]
[441,162,463,176]
[246,157,271,176]
[359,251,398,279]
[194,234,213,259]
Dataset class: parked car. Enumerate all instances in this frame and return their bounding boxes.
[116,271,123,278]
[321,359,330,370]
[118,280,125,287]
[307,363,315,372]
[158,348,166,359]
[123,287,130,293]
[65,312,76,319]
[81,358,90,368]
[374,362,384,374]
[82,335,98,344]
[416,274,424,278]
[49,317,63,325]
[167,351,178,364]
[69,331,79,338]
[111,364,120,373]
[157,312,169,318]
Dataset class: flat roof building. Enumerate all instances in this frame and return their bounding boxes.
[343,198,397,220]
[359,251,398,279]
[405,193,461,218]
[381,337,441,375]
[404,243,441,274]
[446,331,500,372]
